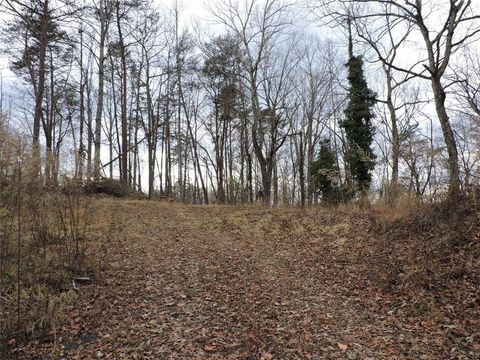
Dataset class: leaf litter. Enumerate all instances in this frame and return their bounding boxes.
[22,199,480,359]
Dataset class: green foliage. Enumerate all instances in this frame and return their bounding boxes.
[202,35,242,125]
[311,139,340,203]
[341,56,377,191]
[3,1,71,79]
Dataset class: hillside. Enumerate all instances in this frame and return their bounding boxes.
[17,198,479,359]
[2,0,480,358]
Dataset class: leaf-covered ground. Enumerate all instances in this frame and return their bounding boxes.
[23,200,479,359]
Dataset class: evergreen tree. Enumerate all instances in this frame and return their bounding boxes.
[202,35,242,203]
[311,139,340,203]
[341,55,377,192]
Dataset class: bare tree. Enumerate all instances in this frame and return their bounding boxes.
[351,7,415,193]
[209,0,295,203]
[293,39,340,206]
[344,0,480,197]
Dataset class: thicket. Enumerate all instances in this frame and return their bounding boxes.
[0,123,109,356]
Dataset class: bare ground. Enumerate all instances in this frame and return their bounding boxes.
[23,199,480,359]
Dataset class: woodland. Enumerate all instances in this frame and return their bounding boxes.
[0,0,479,358]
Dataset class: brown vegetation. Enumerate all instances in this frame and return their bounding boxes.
[1,0,480,357]
[83,178,146,199]
[0,135,111,357]
[0,195,475,359]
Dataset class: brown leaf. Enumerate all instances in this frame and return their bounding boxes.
[261,352,273,360]
[204,344,215,352]
[337,343,348,351]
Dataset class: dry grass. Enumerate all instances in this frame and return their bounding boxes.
[0,178,110,356]
[16,197,478,359]
[2,184,478,357]
[0,117,120,357]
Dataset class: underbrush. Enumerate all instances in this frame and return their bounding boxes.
[84,178,146,199]
[363,192,480,292]
[349,192,480,353]
[0,172,111,357]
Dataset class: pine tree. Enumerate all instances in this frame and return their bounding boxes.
[341,55,377,192]
[203,35,242,203]
[310,139,340,203]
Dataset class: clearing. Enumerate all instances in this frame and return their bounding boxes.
[24,199,479,359]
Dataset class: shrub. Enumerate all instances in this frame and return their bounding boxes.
[84,178,146,199]
[0,124,103,355]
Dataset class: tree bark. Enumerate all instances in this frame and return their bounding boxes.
[94,0,108,180]
[116,1,128,184]
[431,78,460,196]
[32,0,50,180]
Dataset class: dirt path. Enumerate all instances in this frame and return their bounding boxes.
[25,200,478,359]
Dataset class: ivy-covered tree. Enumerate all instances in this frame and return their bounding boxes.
[341,55,377,192]
[310,138,340,203]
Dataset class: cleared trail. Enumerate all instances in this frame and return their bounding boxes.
[25,200,478,359]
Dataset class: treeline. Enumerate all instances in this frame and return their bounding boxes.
[1,0,479,204]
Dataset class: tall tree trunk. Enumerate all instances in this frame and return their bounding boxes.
[109,118,113,179]
[78,28,85,180]
[251,86,272,203]
[86,72,93,178]
[386,76,400,193]
[146,66,157,199]
[94,0,108,179]
[298,135,306,208]
[239,117,246,203]
[174,8,183,201]
[306,113,314,206]
[165,88,172,197]
[106,91,113,179]
[244,125,253,203]
[134,59,144,193]
[290,140,297,204]
[273,154,278,207]
[431,78,460,196]
[32,0,50,180]
[215,102,225,203]
[116,1,128,184]
[44,52,55,186]
[228,120,234,203]
[109,56,122,178]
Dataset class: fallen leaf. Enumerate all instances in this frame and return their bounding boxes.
[204,344,215,352]
[261,352,273,360]
[337,343,348,351]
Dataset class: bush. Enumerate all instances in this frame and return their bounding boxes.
[84,178,146,199]
[0,114,116,356]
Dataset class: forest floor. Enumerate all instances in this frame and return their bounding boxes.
[22,198,480,359]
